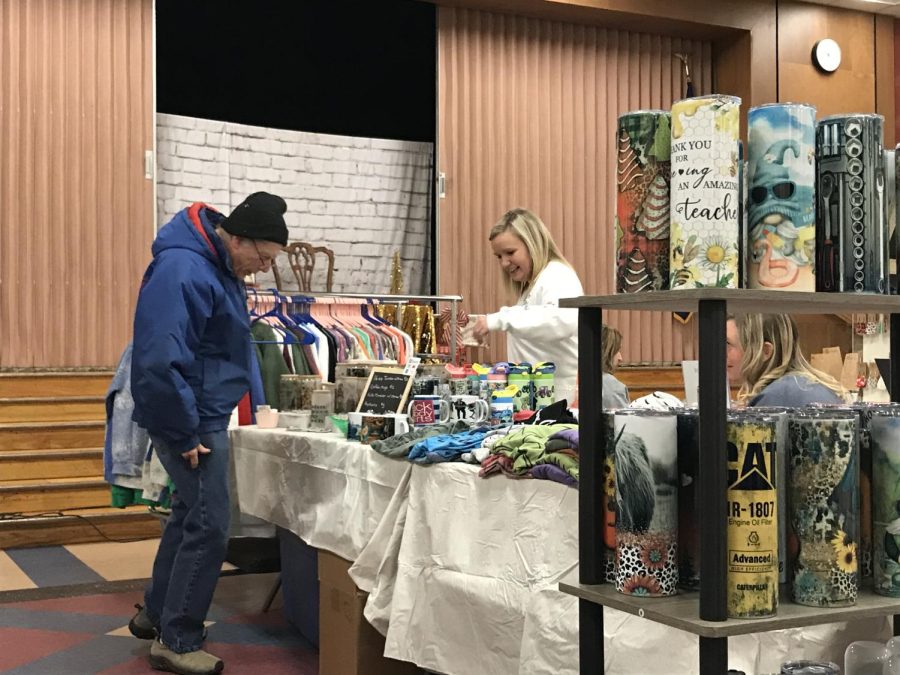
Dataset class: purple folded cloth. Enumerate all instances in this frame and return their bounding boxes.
[531,463,577,488]
[548,428,579,451]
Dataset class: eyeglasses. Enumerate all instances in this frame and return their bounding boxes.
[252,240,276,268]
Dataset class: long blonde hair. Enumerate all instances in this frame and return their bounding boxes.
[489,208,570,298]
[730,313,844,403]
[602,324,623,373]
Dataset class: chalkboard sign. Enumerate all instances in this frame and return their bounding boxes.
[356,368,414,415]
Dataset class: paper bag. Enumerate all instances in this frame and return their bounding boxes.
[811,350,844,383]
[840,352,860,392]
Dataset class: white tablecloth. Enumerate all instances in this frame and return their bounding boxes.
[348,462,889,675]
[232,427,889,674]
[230,427,411,561]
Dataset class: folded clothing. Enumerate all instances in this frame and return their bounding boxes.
[479,453,521,478]
[461,446,492,465]
[547,427,579,451]
[490,423,579,482]
[370,419,472,458]
[521,399,577,425]
[531,463,577,487]
[408,426,491,464]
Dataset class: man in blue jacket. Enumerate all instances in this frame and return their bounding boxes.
[128,193,288,675]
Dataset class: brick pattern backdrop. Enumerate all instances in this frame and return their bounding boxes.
[156,113,433,294]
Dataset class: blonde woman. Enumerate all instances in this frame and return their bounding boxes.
[602,324,630,408]
[726,313,844,407]
[473,208,584,404]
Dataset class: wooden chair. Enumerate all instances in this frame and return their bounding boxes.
[272,242,335,292]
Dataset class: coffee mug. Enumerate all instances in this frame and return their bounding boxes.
[407,395,451,426]
[449,395,489,423]
[347,412,363,440]
[359,413,410,444]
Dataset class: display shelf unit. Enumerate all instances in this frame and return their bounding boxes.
[559,288,900,675]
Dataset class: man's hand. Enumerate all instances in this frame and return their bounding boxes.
[182,443,211,469]
[472,315,490,342]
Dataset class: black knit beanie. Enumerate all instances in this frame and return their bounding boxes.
[221,192,289,246]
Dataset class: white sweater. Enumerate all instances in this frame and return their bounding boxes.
[486,260,584,404]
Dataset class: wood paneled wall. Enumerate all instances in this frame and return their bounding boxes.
[778,2,875,118]
[0,0,154,368]
[437,7,713,364]
[437,0,893,365]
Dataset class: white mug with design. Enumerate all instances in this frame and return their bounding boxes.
[407,395,451,426]
[449,395,489,423]
[359,413,410,444]
[347,412,363,440]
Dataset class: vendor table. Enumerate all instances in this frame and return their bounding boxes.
[230,427,411,561]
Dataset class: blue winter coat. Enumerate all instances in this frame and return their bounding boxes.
[131,204,251,454]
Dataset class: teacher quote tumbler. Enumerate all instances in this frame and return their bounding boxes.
[669,95,741,289]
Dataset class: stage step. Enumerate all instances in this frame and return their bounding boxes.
[0,421,106,452]
[0,476,111,514]
[0,396,106,423]
[0,372,112,398]
[0,448,104,481]
[0,505,162,549]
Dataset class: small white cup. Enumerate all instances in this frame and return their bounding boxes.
[256,407,280,429]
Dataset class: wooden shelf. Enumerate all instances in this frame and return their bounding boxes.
[560,288,900,314]
[560,581,900,638]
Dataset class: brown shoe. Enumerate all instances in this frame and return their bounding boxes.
[128,604,157,640]
[149,640,224,675]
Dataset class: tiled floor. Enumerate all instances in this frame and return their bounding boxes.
[0,539,236,592]
[0,539,316,673]
[0,575,316,674]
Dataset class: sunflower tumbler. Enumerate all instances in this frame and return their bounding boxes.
[788,411,859,607]
[669,95,741,289]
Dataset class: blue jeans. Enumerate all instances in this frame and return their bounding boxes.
[144,429,230,653]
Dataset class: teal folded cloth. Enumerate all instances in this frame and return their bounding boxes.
[369,419,473,459]
[408,426,492,464]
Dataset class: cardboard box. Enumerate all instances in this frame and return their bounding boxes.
[317,550,419,675]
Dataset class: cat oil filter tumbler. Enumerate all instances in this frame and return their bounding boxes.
[726,411,779,619]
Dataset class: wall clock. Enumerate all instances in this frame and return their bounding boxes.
[812,38,841,73]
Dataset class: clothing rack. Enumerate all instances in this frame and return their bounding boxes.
[248,289,464,364]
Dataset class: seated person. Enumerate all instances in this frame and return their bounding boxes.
[602,324,629,409]
[726,313,844,407]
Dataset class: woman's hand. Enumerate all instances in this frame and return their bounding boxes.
[472,315,490,342]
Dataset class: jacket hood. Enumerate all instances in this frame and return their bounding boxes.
[152,203,233,275]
